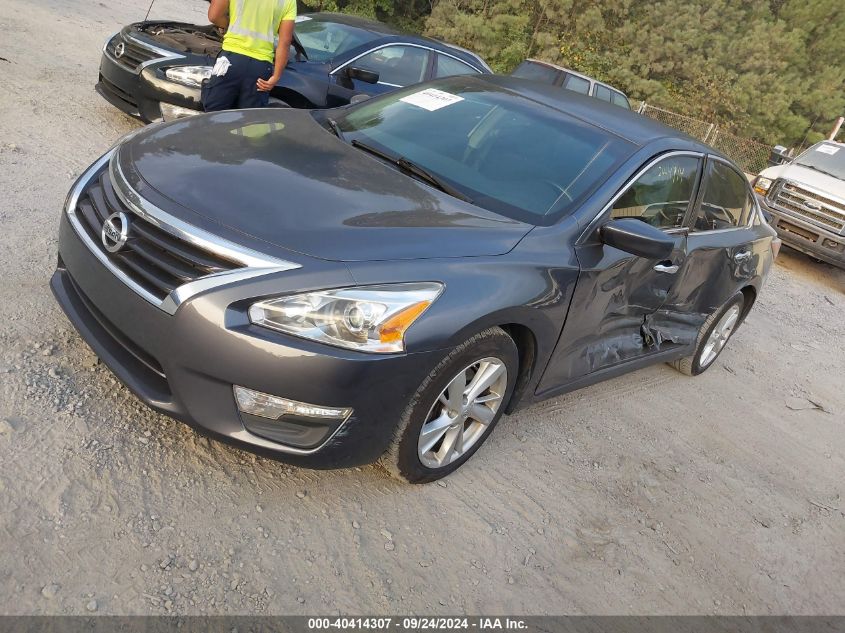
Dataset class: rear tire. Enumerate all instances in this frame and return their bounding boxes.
[379,327,518,484]
[671,293,745,376]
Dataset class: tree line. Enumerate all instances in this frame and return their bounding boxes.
[300,0,844,147]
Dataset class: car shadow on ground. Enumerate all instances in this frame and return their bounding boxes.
[775,248,845,295]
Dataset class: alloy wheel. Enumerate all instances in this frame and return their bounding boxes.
[699,304,741,368]
[417,358,508,468]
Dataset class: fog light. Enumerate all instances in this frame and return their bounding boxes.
[233,386,352,421]
[159,102,201,122]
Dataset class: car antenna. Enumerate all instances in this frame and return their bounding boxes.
[144,0,156,21]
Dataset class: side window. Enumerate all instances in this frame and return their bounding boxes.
[594,84,613,102]
[563,74,590,95]
[434,54,479,78]
[611,91,631,109]
[611,155,701,230]
[693,160,752,231]
[511,61,560,84]
[353,45,430,87]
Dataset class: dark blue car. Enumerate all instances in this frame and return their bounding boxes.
[96,11,491,123]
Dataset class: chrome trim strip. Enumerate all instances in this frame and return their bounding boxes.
[229,420,350,455]
[109,156,296,270]
[64,149,301,316]
[330,42,484,79]
[65,150,164,308]
[773,179,845,235]
[103,31,185,75]
[158,266,295,314]
[780,179,845,206]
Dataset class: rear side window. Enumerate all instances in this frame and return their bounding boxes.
[594,84,613,102]
[611,155,701,230]
[563,74,590,95]
[693,160,752,231]
[511,61,560,84]
[611,91,631,109]
[434,54,478,78]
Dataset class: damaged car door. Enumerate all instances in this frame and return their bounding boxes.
[654,157,760,343]
[538,152,703,391]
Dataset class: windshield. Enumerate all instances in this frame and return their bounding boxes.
[794,142,845,180]
[294,16,381,63]
[336,77,633,223]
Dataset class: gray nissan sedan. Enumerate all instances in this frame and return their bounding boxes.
[52,75,778,483]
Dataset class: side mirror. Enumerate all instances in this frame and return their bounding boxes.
[346,66,379,84]
[600,218,676,260]
[349,94,371,105]
[768,145,790,167]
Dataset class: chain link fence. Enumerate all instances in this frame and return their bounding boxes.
[635,103,771,174]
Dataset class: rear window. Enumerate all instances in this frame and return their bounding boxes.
[563,74,590,95]
[511,61,560,85]
[434,54,479,78]
[594,84,613,102]
[338,77,635,224]
[611,91,631,109]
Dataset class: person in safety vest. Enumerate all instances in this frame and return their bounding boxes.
[203,0,297,111]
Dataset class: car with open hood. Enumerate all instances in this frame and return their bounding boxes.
[53,75,777,483]
[96,10,491,122]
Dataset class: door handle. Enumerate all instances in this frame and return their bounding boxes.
[653,263,679,274]
[734,251,752,262]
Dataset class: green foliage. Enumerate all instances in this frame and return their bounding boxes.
[299,0,843,146]
[423,0,845,146]
[298,0,428,30]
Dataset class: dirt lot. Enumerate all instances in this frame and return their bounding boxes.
[1,0,844,617]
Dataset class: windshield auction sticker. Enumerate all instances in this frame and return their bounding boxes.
[400,88,465,111]
[816,144,840,155]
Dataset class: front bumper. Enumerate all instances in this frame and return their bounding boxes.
[758,196,845,268]
[51,210,442,469]
[97,45,204,123]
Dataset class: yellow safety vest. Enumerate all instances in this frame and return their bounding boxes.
[223,0,297,64]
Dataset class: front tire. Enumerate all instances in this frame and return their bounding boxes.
[380,327,518,484]
[671,293,745,376]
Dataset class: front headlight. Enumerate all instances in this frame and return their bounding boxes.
[753,176,773,195]
[248,283,443,353]
[165,65,212,88]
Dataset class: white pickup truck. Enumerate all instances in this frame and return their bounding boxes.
[753,141,845,268]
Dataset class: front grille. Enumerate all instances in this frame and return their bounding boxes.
[106,33,163,72]
[774,181,845,234]
[74,170,241,301]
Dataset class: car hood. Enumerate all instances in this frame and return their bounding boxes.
[116,109,531,262]
[760,163,845,200]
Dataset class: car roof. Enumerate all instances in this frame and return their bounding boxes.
[518,59,628,97]
[304,12,491,71]
[476,75,721,155]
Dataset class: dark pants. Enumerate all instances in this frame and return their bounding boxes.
[201,50,274,112]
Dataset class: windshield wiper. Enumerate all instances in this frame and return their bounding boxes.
[326,117,345,140]
[350,140,473,203]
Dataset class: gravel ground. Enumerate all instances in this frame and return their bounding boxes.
[1,0,844,616]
